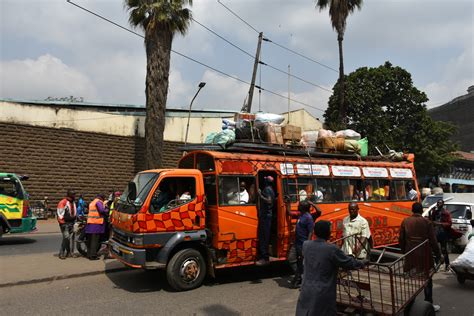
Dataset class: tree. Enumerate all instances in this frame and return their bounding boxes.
[324,62,458,178]
[315,0,363,126]
[126,0,193,169]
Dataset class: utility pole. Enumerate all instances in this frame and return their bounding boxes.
[241,32,263,113]
[288,64,291,124]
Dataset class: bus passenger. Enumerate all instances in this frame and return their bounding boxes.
[227,181,249,204]
[342,203,371,259]
[407,182,418,200]
[256,176,276,266]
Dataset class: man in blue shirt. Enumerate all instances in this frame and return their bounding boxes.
[291,200,315,288]
[76,194,87,217]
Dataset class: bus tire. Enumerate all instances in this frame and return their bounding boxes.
[166,248,206,291]
[457,275,466,284]
[407,300,435,316]
[0,224,4,238]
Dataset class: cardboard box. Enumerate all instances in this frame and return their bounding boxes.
[282,125,302,140]
[264,123,284,144]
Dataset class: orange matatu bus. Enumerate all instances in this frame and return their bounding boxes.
[110,149,419,290]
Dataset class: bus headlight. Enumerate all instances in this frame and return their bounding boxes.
[132,236,144,246]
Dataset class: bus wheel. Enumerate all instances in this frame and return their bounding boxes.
[166,248,206,291]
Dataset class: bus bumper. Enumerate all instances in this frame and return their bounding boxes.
[9,217,37,234]
[109,239,147,268]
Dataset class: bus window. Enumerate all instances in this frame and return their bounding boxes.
[179,154,194,169]
[150,177,196,213]
[333,179,359,202]
[365,179,388,201]
[219,176,256,205]
[204,175,217,205]
[283,178,298,203]
[390,180,414,200]
[311,178,333,203]
[196,153,215,172]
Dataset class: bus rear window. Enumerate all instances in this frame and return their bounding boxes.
[179,155,194,169]
[0,178,20,198]
[196,154,215,172]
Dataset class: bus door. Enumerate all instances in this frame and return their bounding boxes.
[257,170,280,258]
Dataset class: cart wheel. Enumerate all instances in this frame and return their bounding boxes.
[407,300,435,316]
[457,275,466,284]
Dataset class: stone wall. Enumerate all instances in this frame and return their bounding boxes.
[0,123,183,206]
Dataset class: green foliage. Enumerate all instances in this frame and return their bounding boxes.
[125,0,192,35]
[324,62,458,177]
[315,0,363,37]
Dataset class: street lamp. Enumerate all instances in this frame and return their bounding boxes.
[184,82,206,146]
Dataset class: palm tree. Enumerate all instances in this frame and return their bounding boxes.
[315,0,362,126]
[125,0,193,169]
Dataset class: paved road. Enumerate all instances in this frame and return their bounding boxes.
[1,262,473,315]
[0,233,61,256]
[1,264,298,315]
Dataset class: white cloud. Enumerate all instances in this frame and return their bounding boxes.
[424,45,474,107]
[0,54,97,101]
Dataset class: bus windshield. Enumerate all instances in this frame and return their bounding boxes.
[117,172,159,214]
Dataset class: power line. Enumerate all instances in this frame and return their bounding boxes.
[263,38,338,73]
[66,0,326,112]
[192,17,331,93]
[217,0,338,73]
[217,0,259,34]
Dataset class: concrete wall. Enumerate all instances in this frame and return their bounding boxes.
[281,109,323,132]
[0,101,230,144]
[0,122,182,206]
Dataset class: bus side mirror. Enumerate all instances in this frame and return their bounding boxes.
[466,209,472,220]
[127,182,137,203]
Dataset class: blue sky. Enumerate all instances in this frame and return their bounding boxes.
[1,0,472,119]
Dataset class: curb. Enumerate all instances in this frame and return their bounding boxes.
[0,266,129,288]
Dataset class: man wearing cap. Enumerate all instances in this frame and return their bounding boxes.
[256,176,276,266]
[296,220,367,316]
[85,194,107,260]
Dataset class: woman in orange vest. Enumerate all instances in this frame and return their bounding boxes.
[85,194,107,260]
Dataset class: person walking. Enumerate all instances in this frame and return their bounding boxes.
[85,194,107,260]
[290,200,315,288]
[342,203,371,259]
[295,220,367,316]
[429,199,452,271]
[57,190,77,260]
[399,202,442,312]
[256,176,276,266]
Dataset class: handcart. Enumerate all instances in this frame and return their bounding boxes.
[333,236,437,315]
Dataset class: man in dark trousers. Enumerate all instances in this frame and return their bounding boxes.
[428,199,452,271]
[295,220,367,316]
[290,200,315,288]
[85,194,108,260]
[399,202,442,312]
[256,176,276,266]
[56,190,77,259]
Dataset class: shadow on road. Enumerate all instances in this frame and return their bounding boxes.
[205,262,292,288]
[104,264,172,293]
[104,260,293,293]
[0,237,37,246]
[199,304,240,316]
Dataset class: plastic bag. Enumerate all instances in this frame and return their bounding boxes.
[212,129,235,145]
[318,129,335,139]
[205,132,217,144]
[451,237,474,271]
[344,139,361,154]
[222,119,236,130]
[357,138,368,157]
[335,129,361,140]
[254,112,285,127]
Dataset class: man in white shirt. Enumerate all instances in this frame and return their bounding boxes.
[342,202,371,259]
[407,182,418,201]
[227,181,249,204]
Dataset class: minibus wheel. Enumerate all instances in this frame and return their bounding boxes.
[166,248,207,291]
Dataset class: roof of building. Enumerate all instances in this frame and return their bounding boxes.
[0,98,237,118]
[454,151,474,161]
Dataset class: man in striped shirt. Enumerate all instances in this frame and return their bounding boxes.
[57,190,77,259]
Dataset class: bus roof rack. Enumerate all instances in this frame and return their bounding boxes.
[178,141,389,161]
